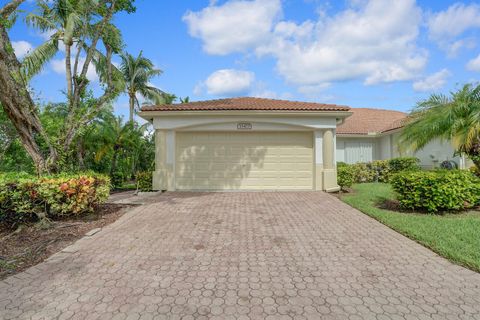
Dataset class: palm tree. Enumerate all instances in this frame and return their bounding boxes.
[400,83,480,170]
[93,115,139,180]
[119,51,165,122]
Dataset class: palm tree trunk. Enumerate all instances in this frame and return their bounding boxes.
[65,44,73,102]
[129,94,135,123]
[110,147,119,177]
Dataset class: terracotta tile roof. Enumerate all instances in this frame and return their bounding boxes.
[337,108,407,135]
[141,97,350,112]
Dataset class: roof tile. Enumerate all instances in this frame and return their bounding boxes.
[337,108,407,135]
[141,97,350,112]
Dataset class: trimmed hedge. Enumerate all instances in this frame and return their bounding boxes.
[391,170,480,213]
[338,157,420,187]
[136,171,153,192]
[0,172,110,227]
[337,165,355,190]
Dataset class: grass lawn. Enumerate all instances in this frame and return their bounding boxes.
[341,183,480,272]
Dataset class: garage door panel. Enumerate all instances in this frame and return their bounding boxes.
[176,132,313,190]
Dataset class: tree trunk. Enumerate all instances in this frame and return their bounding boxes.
[65,44,73,102]
[77,139,86,170]
[0,22,55,174]
[129,94,135,123]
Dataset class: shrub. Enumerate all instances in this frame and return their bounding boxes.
[338,157,421,185]
[351,163,376,183]
[470,166,480,177]
[391,170,480,213]
[368,160,391,183]
[110,171,124,189]
[336,162,348,168]
[0,172,110,227]
[136,171,153,192]
[389,157,420,172]
[337,166,355,190]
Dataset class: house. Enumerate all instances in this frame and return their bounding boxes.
[139,97,351,192]
[337,108,467,169]
[139,97,465,192]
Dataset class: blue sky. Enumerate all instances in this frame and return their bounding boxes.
[8,0,480,119]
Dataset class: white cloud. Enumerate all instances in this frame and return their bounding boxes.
[427,3,480,55]
[413,69,450,92]
[51,57,98,82]
[258,0,426,86]
[12,41,33,59]
[467,54,480,72]
[183,0,282,55]
[199,69,255,96]
[185,0,427,88]
[428,3,480,40]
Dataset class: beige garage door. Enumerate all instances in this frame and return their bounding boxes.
[175,132,313,190]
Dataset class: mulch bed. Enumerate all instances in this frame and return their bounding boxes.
[0,203,135,280]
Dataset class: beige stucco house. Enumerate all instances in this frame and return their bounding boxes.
[140,97,351,192]
[140,97,467,192]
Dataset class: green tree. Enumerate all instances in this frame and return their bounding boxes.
[0,0,135,173]
[92,114,147,184]
[119,51,164,122]
[401,83,480,170]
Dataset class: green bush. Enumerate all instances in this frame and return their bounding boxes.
[111,171,124,189]
[351,163,376,183]
[391,170,480,213]
[368,160,391,183]
[337,157,421,185]
[470,166,480,177]
[0,172,110,227]
[337,165,355,190]
[337,162,348,168]
[389,157,420,172]
[136,171,153,192]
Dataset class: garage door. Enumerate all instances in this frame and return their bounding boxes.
[175,132,313,190]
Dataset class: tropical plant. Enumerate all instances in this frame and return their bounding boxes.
[92,114,146,186]
[0,172,110,227]
[119,51,164,122]
[180,96,190,103]
[0,0,135,173]
[400,84,480,170]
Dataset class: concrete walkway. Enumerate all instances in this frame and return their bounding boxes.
[1,192,480,319]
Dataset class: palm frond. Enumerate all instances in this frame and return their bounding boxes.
[139,86,165,104]
[87,45,126,92]
[25,13,56,32]
[21,38,59,80]
[400,83,480,155]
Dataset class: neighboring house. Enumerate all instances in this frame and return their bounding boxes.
[337,108,468,169]
[140,97,467,192]
[140,97,351,192]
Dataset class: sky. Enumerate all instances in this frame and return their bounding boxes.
[8,0,480,120]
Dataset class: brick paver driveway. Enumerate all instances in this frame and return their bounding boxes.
[2,192,480,320]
